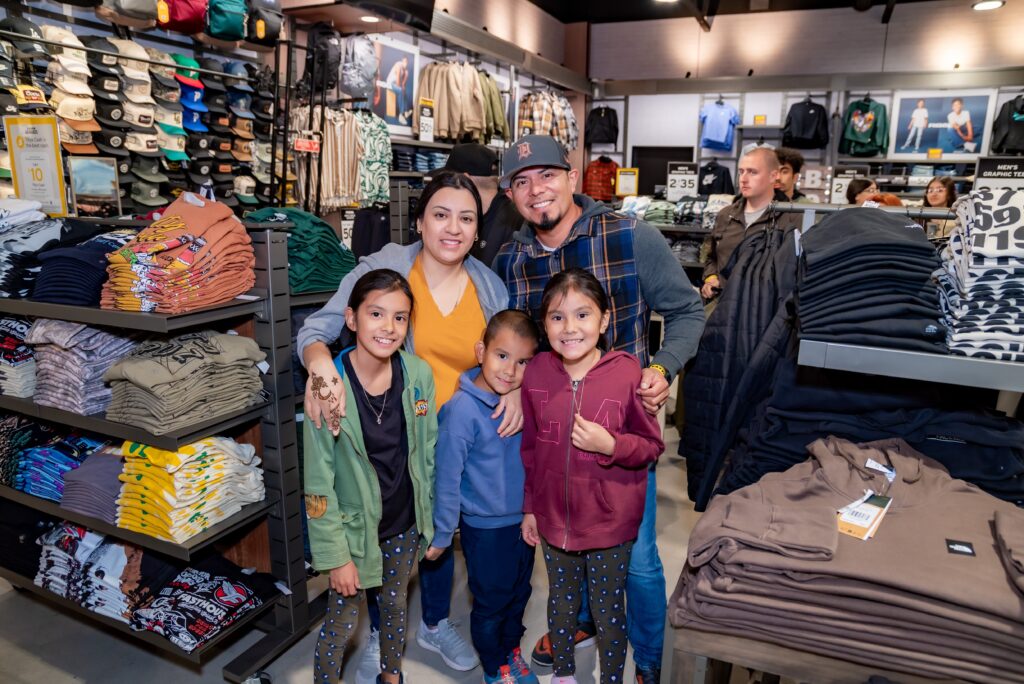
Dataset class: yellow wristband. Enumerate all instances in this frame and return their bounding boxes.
[648,363,668,378]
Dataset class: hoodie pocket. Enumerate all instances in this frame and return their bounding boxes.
[339,505,366,559]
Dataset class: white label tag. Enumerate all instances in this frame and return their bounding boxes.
[865,458,896,482]
[257,360,270,374]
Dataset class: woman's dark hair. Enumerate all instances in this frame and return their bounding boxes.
[414,169,484,230]
[539,268,610,350]
[846,178,875,204]
[924,176,957,208]
[348,268,414,313]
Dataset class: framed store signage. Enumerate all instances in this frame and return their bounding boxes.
[68,156,121,218]
[3,114,68,216]
[974,157,1024,191]
[615,167,639,197]
[370,34,420,136]
[888,89,998,162]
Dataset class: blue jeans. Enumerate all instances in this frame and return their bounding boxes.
[369,545,453,631]
[578,466,665,669]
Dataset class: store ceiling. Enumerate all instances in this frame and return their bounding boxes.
[528,0,940,24]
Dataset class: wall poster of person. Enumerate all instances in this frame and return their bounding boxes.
[68,156,120,218]
[889,89,997,161]
[370,35,419,136]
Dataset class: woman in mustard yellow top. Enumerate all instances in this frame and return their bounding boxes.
[297,170,513,675]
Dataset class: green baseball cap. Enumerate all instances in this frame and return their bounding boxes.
[171,54,204,89]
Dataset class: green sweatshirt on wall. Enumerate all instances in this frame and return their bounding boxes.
[303,350,437,587]
[839,99,889,157]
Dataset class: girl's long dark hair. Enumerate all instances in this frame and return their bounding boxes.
[539,268,610,351]
[924,176,957,208]
[348,268,414,312]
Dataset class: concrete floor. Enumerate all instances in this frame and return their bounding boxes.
[0,429,703,684]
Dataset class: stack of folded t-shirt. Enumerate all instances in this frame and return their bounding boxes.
[797,207,947,353]
[643,200,676,224]
[32,230,138,306]
[0,210,59,298]
[0,316,35,397]
[100,194,256,313]
[0,414,62,486]
[393,146,415,172]
[116,436,265,543]
[60,445,125,525]
[35,522,106,601]
[130,555,278,653]
[13,432,109,503]
[936,188,1024,361]
[26,319,139,415]
[672,436,1024,684]
[247,207,356,293]
[103,331,266,434]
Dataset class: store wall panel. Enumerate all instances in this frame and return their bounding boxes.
[742,92,785,125]
[882,0,1024,73]
[435,0,565,65]
[589,19,702,82]
[626,94,702,157]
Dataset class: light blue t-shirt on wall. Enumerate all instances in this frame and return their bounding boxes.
[700,102,741,151]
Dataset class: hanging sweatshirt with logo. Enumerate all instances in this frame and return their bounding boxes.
[839,99,889,157]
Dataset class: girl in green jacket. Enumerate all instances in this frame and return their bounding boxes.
[304,269,437,684]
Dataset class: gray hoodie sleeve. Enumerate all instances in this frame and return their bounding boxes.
[295,243,419,367]
[633,221,705,379]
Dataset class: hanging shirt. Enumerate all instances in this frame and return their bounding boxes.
[407,255,487,407]
[699,102,740,151]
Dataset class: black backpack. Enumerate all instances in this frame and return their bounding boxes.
[246,0,282,46]
[303,22,341,93]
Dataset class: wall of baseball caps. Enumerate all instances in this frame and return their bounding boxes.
[0,0,290,217]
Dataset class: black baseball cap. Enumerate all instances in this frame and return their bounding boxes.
[435,143,499,178]
[81,36,124,76]
[499,135,571,190]
[205,112,233,135]
[0,18,47,59]
[206,91,228,115]
[95,128,130,157]
[199,59,227,92]
[187,158,213,185]
[114,157,136,184]
[95,99,130,129]
[186,133,215,159]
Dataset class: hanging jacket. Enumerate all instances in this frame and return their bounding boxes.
[782,100,829,149]
[839,99,888,157]
[992,96,1024,155]
[521,350,663,551]
[303,349,437,585]
[585,106,618,147]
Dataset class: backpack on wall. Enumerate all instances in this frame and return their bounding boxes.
[207,0,247,41]
[340,35,378,100]
[157,0,208,34]
[303,22,341,93]
[246,0,282,46]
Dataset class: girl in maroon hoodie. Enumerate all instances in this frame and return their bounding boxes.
[520,268,664,684]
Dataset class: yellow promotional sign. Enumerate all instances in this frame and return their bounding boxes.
[615,167,639,197]
[4,115,68,217]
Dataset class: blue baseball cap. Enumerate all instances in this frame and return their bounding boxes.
[182,108,209,132]
[180,83,208,112]
[224,61,254,93]
[227,90,253,119]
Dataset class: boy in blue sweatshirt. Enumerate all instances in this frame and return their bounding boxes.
[425,310,540,684]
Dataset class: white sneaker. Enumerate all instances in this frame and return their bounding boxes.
[415,618,480,671]
[355,629,382,684]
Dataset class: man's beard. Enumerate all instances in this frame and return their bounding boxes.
[528,211,561,232]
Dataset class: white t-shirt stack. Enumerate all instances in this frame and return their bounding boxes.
[116,437,265,543]
[936,188,1024,360]
[0,316,35,397]
[0,200,57,298]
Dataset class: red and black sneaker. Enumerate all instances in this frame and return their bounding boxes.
[529,622,597,668]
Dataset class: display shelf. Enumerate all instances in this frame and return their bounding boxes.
[679,261,704,269]
[735,124,783,130]
[290,290,335,307]
[389,171,426,178]
[390,136,454,150]
[797,339,1024,393]
[0,485,278,562]
[0,395,270,451]
[0,564,279,664]
[652,222,711,237]
[0,295,267,334]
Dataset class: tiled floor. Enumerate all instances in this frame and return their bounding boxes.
[0,430,702,684]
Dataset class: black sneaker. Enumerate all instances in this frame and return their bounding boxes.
[529,621,597,668]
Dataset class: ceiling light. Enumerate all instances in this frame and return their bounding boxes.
[654,0,680,4]
[360,15,382,22]
[972,1,1004,9]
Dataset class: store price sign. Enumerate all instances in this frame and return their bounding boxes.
[418,98,435,143]
[666,162,698,201]
[975,157,1024,191]
[4,115,67,216]
[830,165,869,204]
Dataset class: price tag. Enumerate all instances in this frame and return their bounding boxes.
[615,167,639,197]
[4,115,67,216]
[340,208,356,249]
[830,166,870,204]
[975,157,1024,191]
[753,114,767,125]
[666,162,698,202]
[927,148,943,160]
[418,98,435,143]
[294,135,321,153]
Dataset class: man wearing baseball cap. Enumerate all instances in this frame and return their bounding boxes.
[431,143,521,268]
[493,134,705,684]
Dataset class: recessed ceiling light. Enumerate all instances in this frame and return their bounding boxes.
[654,0,680,3]
[972,1,1004,10]
[360,15,382,22]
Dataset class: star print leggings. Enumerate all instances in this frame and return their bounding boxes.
[314,527,420,683]
[542,538,634,684]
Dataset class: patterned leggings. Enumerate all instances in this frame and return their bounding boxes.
[542,539,634,684]
[314,527,420,683]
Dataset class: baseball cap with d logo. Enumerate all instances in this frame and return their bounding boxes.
[499,134,571,190]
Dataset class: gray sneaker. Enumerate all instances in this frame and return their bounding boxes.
[415,618,480,671]
[355,629,382,684]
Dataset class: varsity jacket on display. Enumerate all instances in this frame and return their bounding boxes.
[493,194,704,380]
[297,241,508,362]
[303,350,437,585]
[703,196,803,284]
[521,351,664,551]
[432,368,525,548]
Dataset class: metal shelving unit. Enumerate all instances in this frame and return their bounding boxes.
[797,340,1024,393]
[289,291,335,308]
[390,135,455,150]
